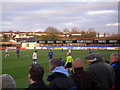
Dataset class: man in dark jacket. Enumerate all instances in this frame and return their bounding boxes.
[85,53,114,88]
[47,57,76,89]
[28,64,49,88]
[70,58,100,89]
[110,53,120,89]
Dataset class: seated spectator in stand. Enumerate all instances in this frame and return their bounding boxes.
[28,64,48,88]
[110,53,120,89]
[47,57,76,89]
[70,58,100,89]
[85,53,114,88]
[0,74,16,89]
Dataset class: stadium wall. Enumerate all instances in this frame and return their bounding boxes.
[3,46,119,50]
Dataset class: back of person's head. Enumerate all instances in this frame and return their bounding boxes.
[29,64,44,82]
[85,54,96,64]
[35,51,37,53]
[73,58,84,68]
[66,53,70,56]
[95,53,104,61]
[104,60,110,64]
[0,74,16,88]
[110,53,118,63]
[85,54,96,61]
[49,57,62,71]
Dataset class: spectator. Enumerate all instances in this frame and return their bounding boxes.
[85,53,114,88]
[0,74,16,89]
[59,57,65,66]
[28,64,48,88]
[65,53,74,74]
[110,53,120,89]
[70,58,100,89]
[104,60,110,64]
[47,57,76,89]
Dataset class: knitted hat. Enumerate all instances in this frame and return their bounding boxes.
[0,74,16,88]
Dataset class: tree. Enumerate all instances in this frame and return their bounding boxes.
[108,33,120,39]
[41,34,60,40]
[3,34,8,39]
[71,27,80,34]
[104,32,107,37]
[44,26,59,34]
[86,28,96,38]
[97,32,100,37]
[8,30,13,33]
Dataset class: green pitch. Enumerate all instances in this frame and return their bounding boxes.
[2,49,118,88]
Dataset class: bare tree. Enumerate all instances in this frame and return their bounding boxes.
[71,27,80,34]
[44,26,59,34]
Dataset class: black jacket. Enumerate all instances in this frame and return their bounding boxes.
[47,72,76,89]
[111,60,120,89]
[70,68,100,89]
[27,80,49,89]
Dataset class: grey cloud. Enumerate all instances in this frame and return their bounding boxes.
[2,2,118,34]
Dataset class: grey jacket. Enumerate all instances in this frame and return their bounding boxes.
[86,61,115,88]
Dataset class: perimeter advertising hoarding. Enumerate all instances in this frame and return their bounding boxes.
[77,40,85,43]
[109,40,118,43]
[66,40,73,43]
[55,41,63,44]
[98,40,106,43]
[85,40,93,43]
[39,41,46,44]
[47,41,54,44]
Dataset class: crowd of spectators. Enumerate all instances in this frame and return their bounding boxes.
[0,52,120,89]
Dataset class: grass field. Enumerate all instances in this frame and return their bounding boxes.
[2,49,118,88]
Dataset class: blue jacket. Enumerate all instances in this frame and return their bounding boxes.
[111,60,120,89]
[47,66,76,89]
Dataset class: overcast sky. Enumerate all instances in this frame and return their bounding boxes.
[1,0,119,34]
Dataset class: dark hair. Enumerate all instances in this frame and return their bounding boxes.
[49,57,62,67]
[35,51,37,52]
[29,64,44,81]
[104,60,110,64]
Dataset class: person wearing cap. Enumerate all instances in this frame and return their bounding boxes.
[110,53,120,89]
[28,64,48,88]
[70,58,100,89]
[47,57,76,89]
[85,53,114,88]
[95,53,115,88]
[0,74,16,89]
